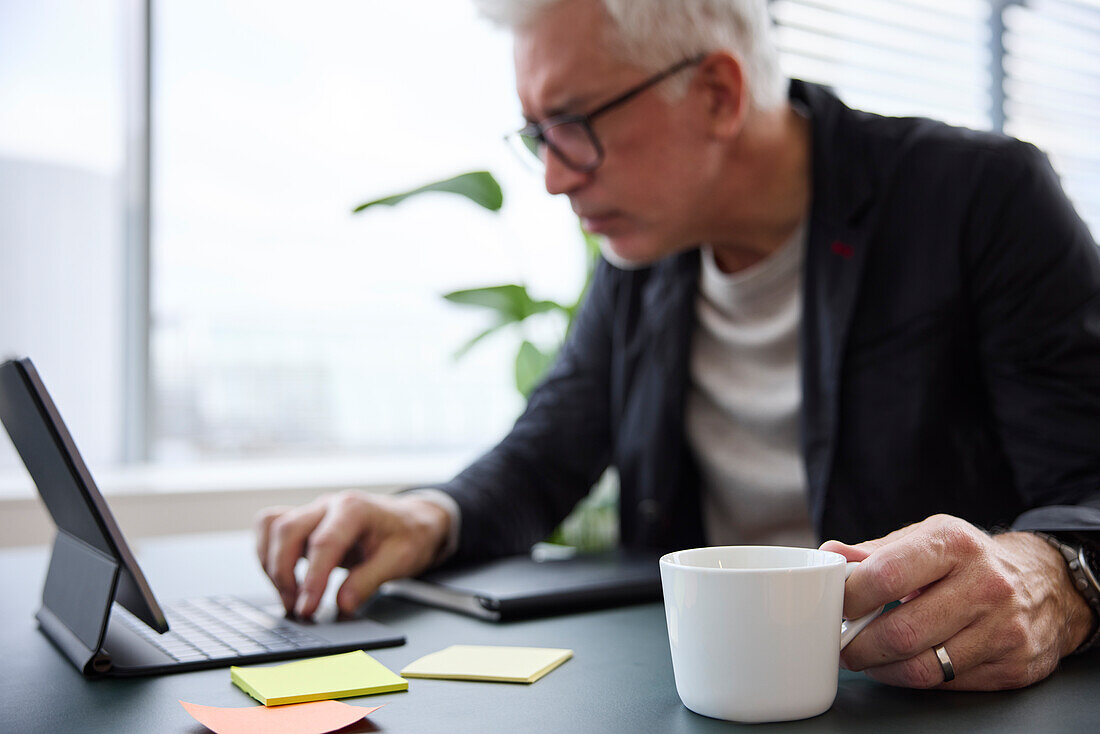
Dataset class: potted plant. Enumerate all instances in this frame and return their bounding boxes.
[353,171,617,551]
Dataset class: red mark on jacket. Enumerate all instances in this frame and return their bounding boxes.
[831,240,854,259]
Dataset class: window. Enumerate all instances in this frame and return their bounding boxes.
[1002,0,1100,235]
[773,0,993,129]
[2,1,1099,483]
[150,0,581,463]
[0,0,132,473]
[771,0,1100,234]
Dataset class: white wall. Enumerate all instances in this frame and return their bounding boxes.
[0,157,125,472]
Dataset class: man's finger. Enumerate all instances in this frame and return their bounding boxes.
[935,658,1049,692]
[819,539,875,561]
[255,506,294,570]
[295,505,372,619]
[841,580,974,671]
[841,519,979,618]
[335,538,425,614]
[820,517,932,560]
[861,624,988,690]
[264,503,327,614]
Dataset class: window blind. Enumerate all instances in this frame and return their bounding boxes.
[771,0,993,129]
[1003,0,1100,236]
[770,0,1100,237]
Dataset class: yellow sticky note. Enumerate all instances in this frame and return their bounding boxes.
[231,651,408,706]
[401,645,572,684]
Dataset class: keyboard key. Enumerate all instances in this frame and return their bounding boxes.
[114,595,328,663]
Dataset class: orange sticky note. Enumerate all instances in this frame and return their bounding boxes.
[179,700,381,734]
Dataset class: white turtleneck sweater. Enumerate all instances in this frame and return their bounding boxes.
[685,226,816,548]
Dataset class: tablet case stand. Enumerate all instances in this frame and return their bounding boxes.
[36,531,120,675]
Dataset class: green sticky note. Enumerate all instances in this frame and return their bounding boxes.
[231,651,408,706]
[401,645,573,683]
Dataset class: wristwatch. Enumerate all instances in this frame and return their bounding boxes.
[1033,532,1100,654]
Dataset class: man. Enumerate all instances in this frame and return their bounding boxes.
[256,0,1100,692]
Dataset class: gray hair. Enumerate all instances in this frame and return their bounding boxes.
[473,0,787,111]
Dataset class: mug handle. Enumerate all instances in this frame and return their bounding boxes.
[840,561,885,649]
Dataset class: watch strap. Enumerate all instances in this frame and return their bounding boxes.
[1033,531,1100,654]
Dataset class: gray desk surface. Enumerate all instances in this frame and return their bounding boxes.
[1,532,1098,733]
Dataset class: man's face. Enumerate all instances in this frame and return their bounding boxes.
[514,0,716,265]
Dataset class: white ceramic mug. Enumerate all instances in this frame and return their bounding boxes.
[659,546,882,723]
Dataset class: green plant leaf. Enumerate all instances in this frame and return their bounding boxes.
[581,224,603,265]
[352,171,503,213]
[444,284,567,323]
[544,470,620,551]
[559,223,605,332]
[515,340,556,397]
[453,322,510,360]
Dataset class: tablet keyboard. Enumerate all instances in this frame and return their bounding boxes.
[115,596,325,663]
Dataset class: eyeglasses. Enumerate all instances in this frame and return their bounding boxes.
[508,54,706,173]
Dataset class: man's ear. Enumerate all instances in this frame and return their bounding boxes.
[694,52,747,139]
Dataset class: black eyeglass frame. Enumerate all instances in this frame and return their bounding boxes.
[514,53,708,173]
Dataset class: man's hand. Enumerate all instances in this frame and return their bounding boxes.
[255,491,451,618]
[821,514,1095,690]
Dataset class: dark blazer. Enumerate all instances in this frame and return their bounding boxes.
[436,80,1100,562]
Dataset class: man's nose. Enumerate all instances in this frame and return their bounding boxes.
[543,149,590,196]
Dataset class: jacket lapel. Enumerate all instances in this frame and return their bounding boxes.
[642,250,700,377]
[630,251,701,546]
[793,81,880,531]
